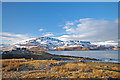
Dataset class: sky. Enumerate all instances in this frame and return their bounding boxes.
[1,2,118,45]
[1,0,120,2]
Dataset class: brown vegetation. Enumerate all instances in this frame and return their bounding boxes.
[1,59,120,79]
[54,47,83,51]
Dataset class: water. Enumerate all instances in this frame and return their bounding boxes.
[46,50,119,63]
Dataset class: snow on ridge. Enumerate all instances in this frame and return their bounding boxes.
[12,38,36,45]
[11,37,65,49]
[2,36,117,50]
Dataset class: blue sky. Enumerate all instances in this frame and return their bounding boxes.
[2,0,120,2]
[1,2,118,44]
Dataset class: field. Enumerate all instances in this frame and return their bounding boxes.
[1,58,120,79]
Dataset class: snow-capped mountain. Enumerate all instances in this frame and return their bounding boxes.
[11,37,92,50]
[13,37,65,49]
[1,36,117,51]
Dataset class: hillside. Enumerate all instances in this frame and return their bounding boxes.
[1,37,117,51]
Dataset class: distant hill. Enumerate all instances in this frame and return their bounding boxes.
[1,37,116,51]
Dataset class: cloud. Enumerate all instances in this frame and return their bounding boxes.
[63,22,74,29]
[39,28,44,31]
[1,32,29,39]
[57,18,118,42]
[43,32,54,37]
[0,32,30,44]
[66,22,74,26]
[92,40,118,46]
[56,34,87,41]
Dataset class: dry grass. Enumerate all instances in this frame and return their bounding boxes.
[1,59,120,79]
[50,62,120,78]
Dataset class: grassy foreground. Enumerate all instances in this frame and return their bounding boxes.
[1,58,120,79]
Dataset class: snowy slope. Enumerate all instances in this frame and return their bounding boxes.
[1,37,92,50]
[13,37,65,49]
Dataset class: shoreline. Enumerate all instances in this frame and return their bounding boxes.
[43,51,101,61]
[43,51,119,64]
[45,51,119,64]
[1,51,101,61]
[2,51,120,64]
